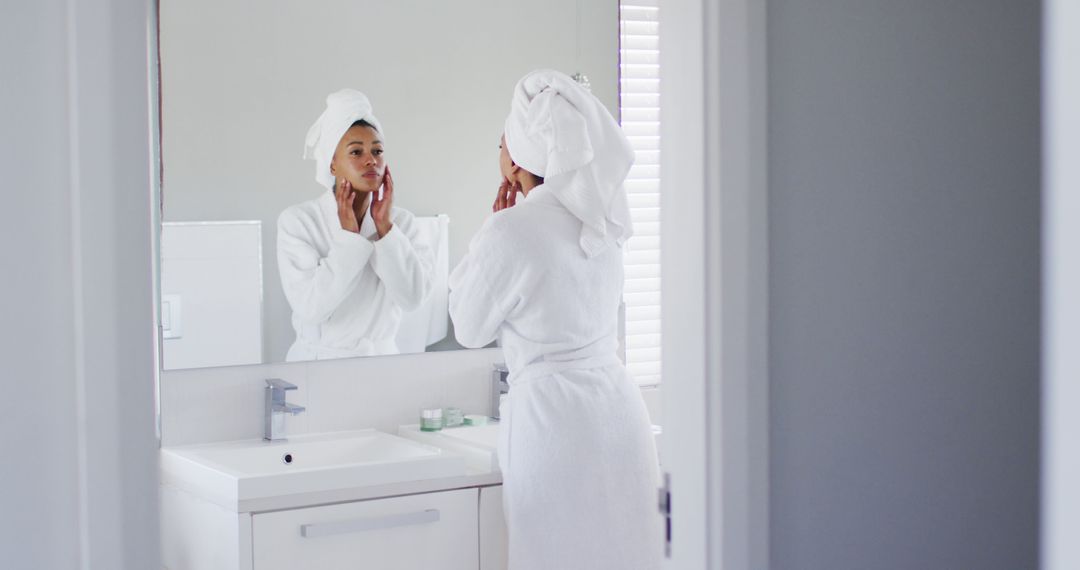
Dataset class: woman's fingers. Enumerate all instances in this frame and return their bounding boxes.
[493,179,522,211]
[494,179,511,212]
[345,183,356,212]
[336,179,360,233]
[507,184,518,208]
[383,166,394,196]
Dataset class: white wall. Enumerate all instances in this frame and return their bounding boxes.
[1042,0,1080,568]
[158,0,618,363]
[0,0,159,567]
[767,1,1040,568]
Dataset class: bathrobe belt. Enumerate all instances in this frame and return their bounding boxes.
[507,354,623,387]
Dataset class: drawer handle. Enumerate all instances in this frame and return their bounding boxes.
[300,509,441,538]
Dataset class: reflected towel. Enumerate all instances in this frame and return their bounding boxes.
[395,214,449,352]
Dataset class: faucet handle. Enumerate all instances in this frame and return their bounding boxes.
[266,378,297,391]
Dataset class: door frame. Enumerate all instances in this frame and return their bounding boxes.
[1042,0,1080,568]
[660,0,769,568]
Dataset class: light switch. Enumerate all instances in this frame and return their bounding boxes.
[161,294,183,339]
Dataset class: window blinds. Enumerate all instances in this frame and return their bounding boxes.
[620,1,661,385]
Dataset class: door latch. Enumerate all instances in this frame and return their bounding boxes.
[658,472,672,557]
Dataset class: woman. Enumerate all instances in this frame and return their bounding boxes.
[277,89,433,361]
[449,71,662,569]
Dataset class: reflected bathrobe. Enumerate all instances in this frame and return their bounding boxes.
[277,191,433,361]
[449,185,663,570]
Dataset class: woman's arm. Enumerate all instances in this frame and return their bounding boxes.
[277,207,373,323]
[370,209,434,311]
[448,217,521,348]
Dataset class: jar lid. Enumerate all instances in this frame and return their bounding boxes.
[421,408,443,419]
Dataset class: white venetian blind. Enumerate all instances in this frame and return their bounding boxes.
[620,0,661,385]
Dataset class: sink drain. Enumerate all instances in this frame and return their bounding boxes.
[282,453,294,464]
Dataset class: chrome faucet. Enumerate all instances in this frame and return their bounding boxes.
[490,363,509,420]
[264,378,305,441]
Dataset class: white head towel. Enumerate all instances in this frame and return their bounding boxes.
[503,69,635,258]
[303,89,384,190]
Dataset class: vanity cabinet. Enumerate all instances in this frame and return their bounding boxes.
[479,485,509,570]
[253,488,477,570]
[162,482,507,570]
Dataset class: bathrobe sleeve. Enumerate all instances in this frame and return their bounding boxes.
[448,214,525,348]
[370,209,434,312]
[277,207,374,323]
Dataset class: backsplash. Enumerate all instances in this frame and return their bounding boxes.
[159,347,663,447]
[160,348,503,446]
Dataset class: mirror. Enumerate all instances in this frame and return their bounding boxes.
[158,0,618,369]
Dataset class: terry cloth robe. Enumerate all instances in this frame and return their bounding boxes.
[277,191,433,360]
[449,184,663,570]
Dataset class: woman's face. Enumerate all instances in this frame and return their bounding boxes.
[331,124,385,193]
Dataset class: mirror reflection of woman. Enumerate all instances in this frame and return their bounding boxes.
[277,89,433,361]
[450,70,662,570]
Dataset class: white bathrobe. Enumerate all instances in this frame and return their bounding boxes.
[277,191,433,361]
[449,185,663,570]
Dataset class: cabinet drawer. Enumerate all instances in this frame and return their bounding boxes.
[252,488,478,570]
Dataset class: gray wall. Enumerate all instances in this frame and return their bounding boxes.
[767,1,1041,568]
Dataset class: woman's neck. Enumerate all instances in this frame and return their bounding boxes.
[519,175,541,196]
[353,192,372,217]
[333,186,372,219]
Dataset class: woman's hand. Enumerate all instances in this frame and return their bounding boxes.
[336,179,361,233]
[492,178,520,212]
[371,165,394,238]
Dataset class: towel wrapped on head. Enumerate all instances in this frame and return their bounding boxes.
[503,69,635,258]
[303,89,384,190]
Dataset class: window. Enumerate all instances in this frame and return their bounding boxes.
[620,0,661,385]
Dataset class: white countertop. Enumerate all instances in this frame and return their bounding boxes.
[160,428,502,514]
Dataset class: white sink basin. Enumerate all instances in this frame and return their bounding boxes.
[161,430,466,510]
